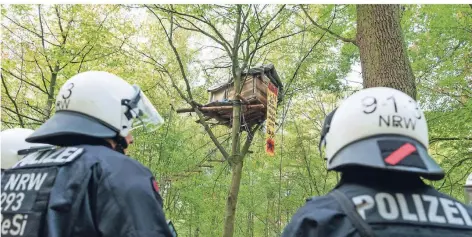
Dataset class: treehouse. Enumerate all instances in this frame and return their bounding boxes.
[207,64,283,104]
[198,64,283,128]
[176,64,283,128]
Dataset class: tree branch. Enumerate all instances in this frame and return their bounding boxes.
[2,119,42,127]
[77,45,94,73]
[283,5,337,97]
[1,73,25,127]
[2,15,61,47]
[147,6,194,102]
[437,156,472,191]
[238,4,286,49]
[55,6,66,44]
[294,120,319,195]
[167,71,231,160]
[65,6,121,68]
[152,5,233,54]
[149,7,230,160]
[240,124,262,160]
[173,18,232,57]
[301,5,358,46]
[42,12,61,44]
[24,100,48,118]
[239,5,251,43]
[70,40,125,64]
[38,5,46,49]
[2,68,47,94]
[33,56,49,94]
[1,105,44,124]
[249,29,306,57]
[1,44,35,63]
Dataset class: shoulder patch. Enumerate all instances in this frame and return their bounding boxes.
[12,147,84,169]
[151,177,160,193]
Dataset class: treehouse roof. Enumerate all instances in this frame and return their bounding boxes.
[207,64,283,94]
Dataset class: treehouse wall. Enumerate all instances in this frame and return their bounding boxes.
[207,74,271,106]
[209,87,228,103]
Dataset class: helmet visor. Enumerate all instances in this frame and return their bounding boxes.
[129,85,165,133]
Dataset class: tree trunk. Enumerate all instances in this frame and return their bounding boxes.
[356,4,417,99]
[223,67,243,237]
[223,159,243,237]
[223,5,244,237]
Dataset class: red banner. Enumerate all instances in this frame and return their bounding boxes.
[265,82,278,156]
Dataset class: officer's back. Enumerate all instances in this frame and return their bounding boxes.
[1,71,173,237]
[282,87,472,237]
[285,169,472,237]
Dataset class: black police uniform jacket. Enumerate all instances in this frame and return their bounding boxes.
[282,173,472,237]
[1,144,174,237]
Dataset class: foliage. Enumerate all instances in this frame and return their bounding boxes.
[1,4,471,237]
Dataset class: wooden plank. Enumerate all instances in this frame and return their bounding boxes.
[246,94,257,99]
[237,94,250,104]
[256,82,268,95]
[255,90,267,105]
[200,104,265,111]
[243,112,265,121]
[240,89,254,97]
[227,77,255,98]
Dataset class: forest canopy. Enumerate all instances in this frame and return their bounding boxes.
[1,4,471,237]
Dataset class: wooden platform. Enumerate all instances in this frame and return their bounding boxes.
[206,95,267,128]
[177,64,283,129]
[176,95,267,129]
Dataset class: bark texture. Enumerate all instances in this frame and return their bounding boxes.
[223,5,243,237]
[356,4,417,99]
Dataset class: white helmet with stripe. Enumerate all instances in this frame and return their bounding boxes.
[319,87,444,180]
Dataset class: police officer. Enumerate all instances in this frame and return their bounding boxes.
[1,128,54,171]
[282,87,472,237]
[1,71,174,237]
[465,173,472,206]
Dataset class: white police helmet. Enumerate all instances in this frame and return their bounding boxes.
[1,128,53,170]
[465,173,472,205]
[319,87,444,180]
[26,71,164,149]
